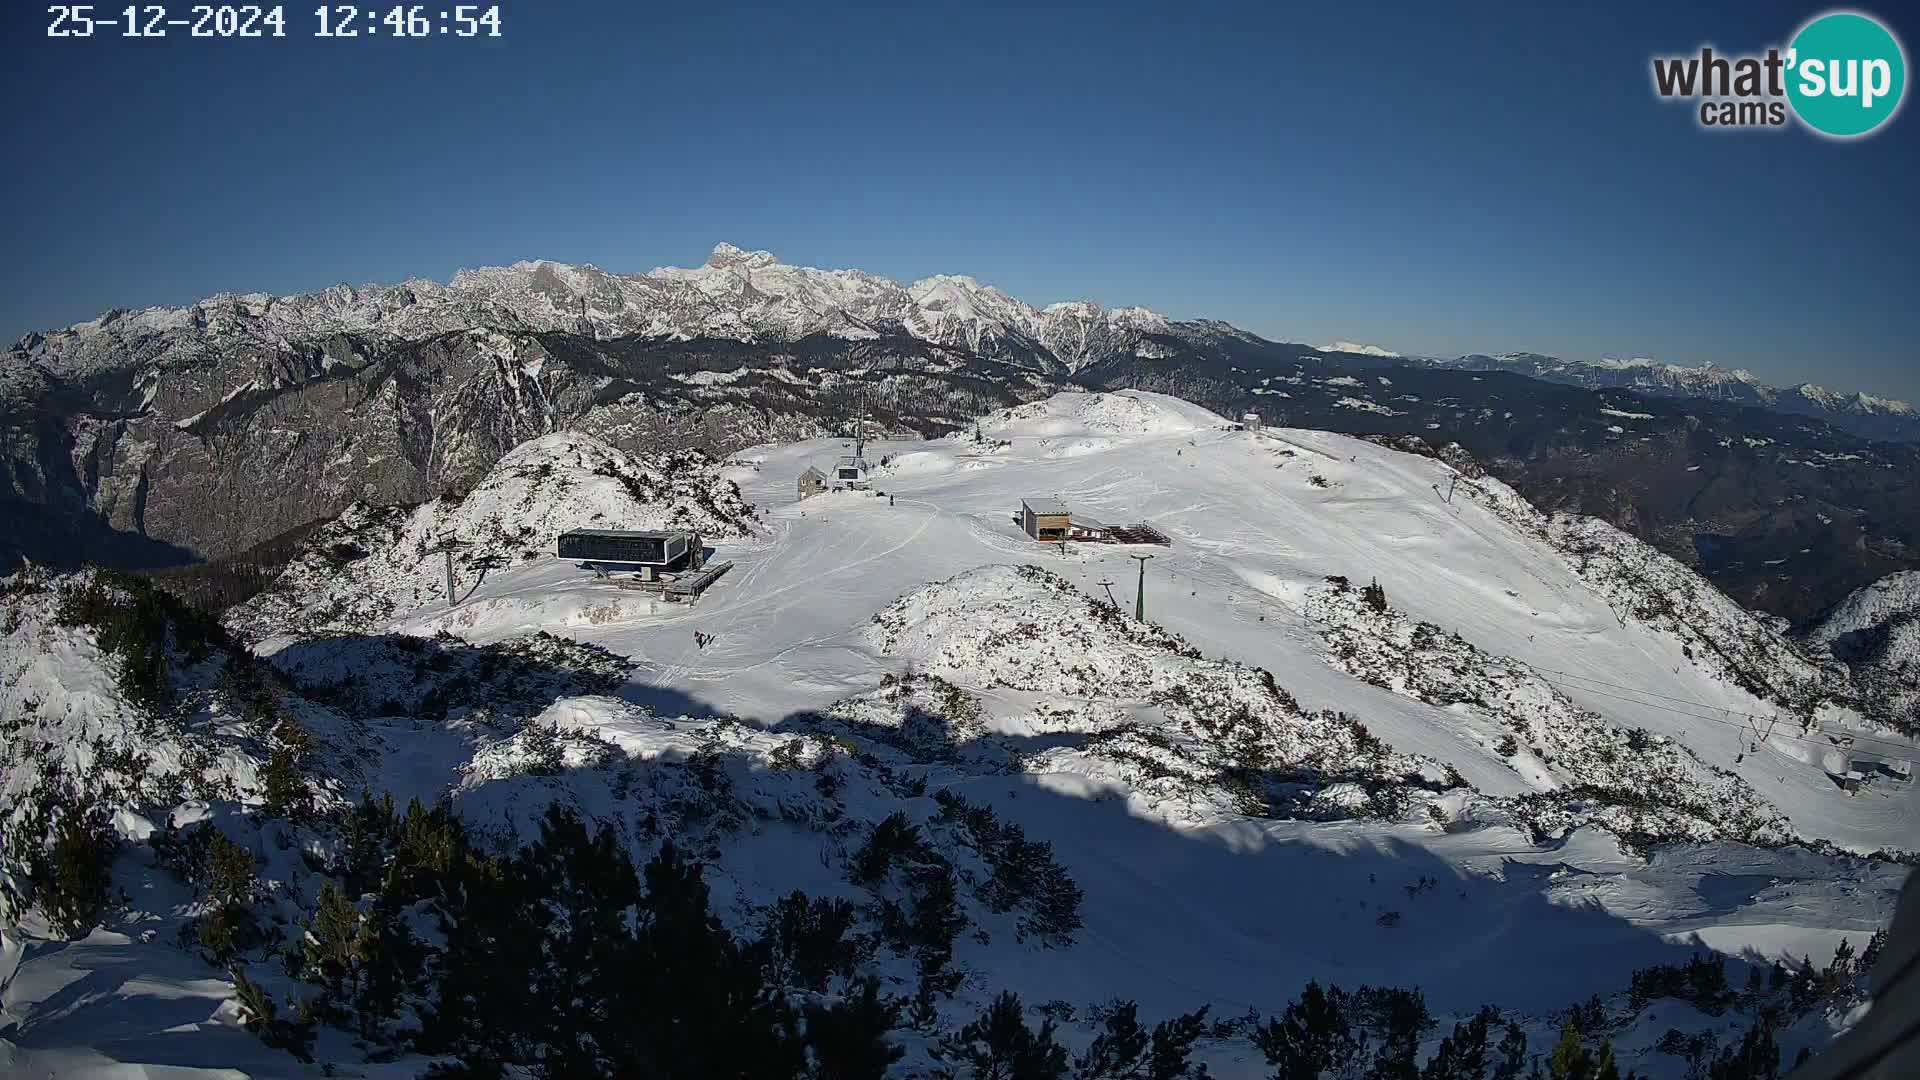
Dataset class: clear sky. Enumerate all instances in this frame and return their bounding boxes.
[3,2,1916,397]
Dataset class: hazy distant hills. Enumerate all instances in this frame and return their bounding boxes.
[1421,352,1920,443]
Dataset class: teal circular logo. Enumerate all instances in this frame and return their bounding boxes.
[1787,11,1907,137]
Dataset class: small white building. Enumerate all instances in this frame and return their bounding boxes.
[834,455,872,490]
[1241,412,1263,431]
[1849,753,1914,785]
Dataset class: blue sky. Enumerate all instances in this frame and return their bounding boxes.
[4,2,1916,397]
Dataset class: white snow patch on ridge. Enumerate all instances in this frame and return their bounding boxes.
[1318,341,1401,357]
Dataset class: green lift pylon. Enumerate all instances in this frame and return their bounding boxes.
[1130,553,1155,622]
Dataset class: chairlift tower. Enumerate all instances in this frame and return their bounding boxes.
[1130,553,1155,622]
[853,393,871,461]
[424,538,474,609]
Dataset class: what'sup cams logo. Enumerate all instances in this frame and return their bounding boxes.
[1652,9,1907,137]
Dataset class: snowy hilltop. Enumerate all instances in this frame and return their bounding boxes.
[1,391,1913,1079]
[233,432,757,635]
[1807,571,1920,736]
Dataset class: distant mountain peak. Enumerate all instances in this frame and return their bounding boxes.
[704,242,781,270]
[1800,383,1917,416]
[1319,341,1401,358]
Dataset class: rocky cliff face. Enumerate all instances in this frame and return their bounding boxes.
[3,322,1046,566]
[1806,572,1920,735]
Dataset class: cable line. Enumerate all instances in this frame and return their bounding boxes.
[1528,674,1919,760]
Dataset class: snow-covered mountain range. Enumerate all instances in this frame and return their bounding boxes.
[9,243,1920,634]
[11,243,1217,383]
[2,391,1913,1078]
[14,246,1913,437]
[1428,353,1920,441]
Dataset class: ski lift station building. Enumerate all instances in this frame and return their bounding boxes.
[1022,498,1072,541]
[834,454,872,489]
[1020,498,1112,542]
[796,458,870,498]
[557,528,703,580]
[1019,498,1166,545]
[1848,752,1914,785]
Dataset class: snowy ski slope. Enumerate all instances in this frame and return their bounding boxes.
[379,391,1915,853]
[4,390,1913,1078]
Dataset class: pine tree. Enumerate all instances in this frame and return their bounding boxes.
[352,899,415,1040]
[1362,578,1389,614]
[1593,1043,1621,1080]
[38,795,119,940]
[260,747,310,820]
[1492,1021,1529,1080]
[1143,1006,1211,1080]
[340,790,397,898]
[1859,927,1888,972]
[767,890,860,993]
[391,797,465,902]
[1070,999,1210,1080]
[232,967,317,1063]
[305,882,361,1001]
[1358,986,1431,1079]
[1547,1017,1593,1080]
[911,868,970,984]
[420,847,537,1070]
[1822,938,1857,996]
[608,834,806,1078]
[1423,1006,1496,1080]
[942,992,1069,1080]
[518,807,643,1076]
[804,976,904,1080]
[1254,982,1358,1080]
[197,831,261,963]
[1076,1001,1149,1078]
[206,832,255,908]
[1706,1020,1780,1080]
